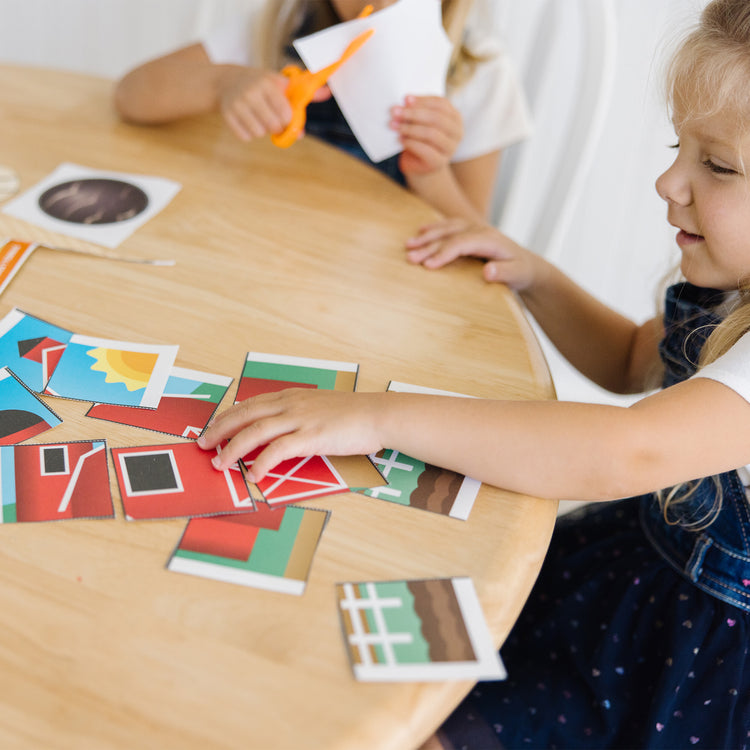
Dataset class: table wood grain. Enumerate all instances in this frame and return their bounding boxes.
[0,65,557,750]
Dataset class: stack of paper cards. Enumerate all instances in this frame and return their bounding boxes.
[111,441,255,520]
[1,163,181,248]
[0,367,62,445]
[336,576,506,682]
[168,504,329,595]
[0,441,113,523]
[360,382,481,520]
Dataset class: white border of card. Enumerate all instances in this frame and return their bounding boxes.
[337,576,506,682]
[1,162,181,248]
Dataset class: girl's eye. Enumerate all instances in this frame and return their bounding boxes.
[701,158,738,175]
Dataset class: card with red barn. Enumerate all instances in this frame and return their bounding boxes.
[0,440,113,523]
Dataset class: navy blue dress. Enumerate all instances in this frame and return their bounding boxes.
[437,283,750,750]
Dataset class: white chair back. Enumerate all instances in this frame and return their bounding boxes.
[491,0,617,261]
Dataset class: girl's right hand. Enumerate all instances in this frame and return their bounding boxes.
[218,68,293,141]
[405,218,540,291]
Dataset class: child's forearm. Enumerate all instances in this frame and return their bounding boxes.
[114,45,240,124]
[519,261,654,393]
[405,167,486,222]
[203,386,720,504]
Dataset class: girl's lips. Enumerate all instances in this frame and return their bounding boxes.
[676,229,704,246]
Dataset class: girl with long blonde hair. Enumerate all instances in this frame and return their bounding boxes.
[201,1,750,746]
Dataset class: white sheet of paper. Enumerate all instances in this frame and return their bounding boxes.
[293,0,451,164]
[2,163,181,248]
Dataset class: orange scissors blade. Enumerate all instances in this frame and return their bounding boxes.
[271,15,375,148]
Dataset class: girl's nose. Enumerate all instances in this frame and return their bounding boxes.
[655,158,692,206]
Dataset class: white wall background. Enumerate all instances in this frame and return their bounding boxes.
[0,0,710,404]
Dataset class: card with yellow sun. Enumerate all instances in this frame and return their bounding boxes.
[44,334,178,407]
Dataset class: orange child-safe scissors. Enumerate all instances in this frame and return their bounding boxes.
[271,7,375,148]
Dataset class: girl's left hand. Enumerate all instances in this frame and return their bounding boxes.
[390,95,463,175]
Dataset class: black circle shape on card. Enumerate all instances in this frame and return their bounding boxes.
[38,178,149,225]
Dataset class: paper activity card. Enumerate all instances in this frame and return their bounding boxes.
[336,576,506,682]
[0,367,62,445]
[0,239,37,296]
[111,441,254,520]
[1,162,181,248]
[242,448,350,506]
[0,308,72,392]
[45,334,178,408]
[86,366,232,438]
[294,0,451,163]
[0,440,113,523]
[168,504,329,595]
[360,381,481,520]
[235,351,358,402]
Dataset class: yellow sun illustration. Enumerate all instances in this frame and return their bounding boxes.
[87,347,159,391]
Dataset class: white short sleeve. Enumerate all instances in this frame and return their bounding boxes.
[449,35,532,162]
[202,8,263,66]
[692,329,750,404]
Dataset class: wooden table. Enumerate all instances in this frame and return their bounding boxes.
[0,65,556,750]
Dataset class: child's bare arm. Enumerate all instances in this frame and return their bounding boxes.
[406,220,663,393]
[114,43,292,141]
[198,378,750,502]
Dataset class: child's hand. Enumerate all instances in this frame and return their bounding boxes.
[405,218,539,290]
[390,95,463,175]
[197,389,385,479]
[217,68,331,142]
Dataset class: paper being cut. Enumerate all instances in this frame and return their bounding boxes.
[293,0,451,163]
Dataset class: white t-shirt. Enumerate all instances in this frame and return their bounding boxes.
[692,327,750,485]
[202,6,532,162]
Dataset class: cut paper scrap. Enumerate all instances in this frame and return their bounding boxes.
[1,162,181,248]
[0,308,72,392]
[45,334,178,408]
[294,0,451,163]
[359,381,481,520]
[111,441,254,520]
[0,367,62,445]
[235,351,359,403]
[336,576,506,682]
[0,440,113,523]
[168,503,329,596]
[0,239,37,296]
[86,366,232,438]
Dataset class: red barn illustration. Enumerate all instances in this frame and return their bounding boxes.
[1,441,113,523]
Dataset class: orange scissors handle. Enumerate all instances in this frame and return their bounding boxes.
[271,19,375,148]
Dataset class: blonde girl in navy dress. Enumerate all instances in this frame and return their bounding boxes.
[200,0,750,746]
